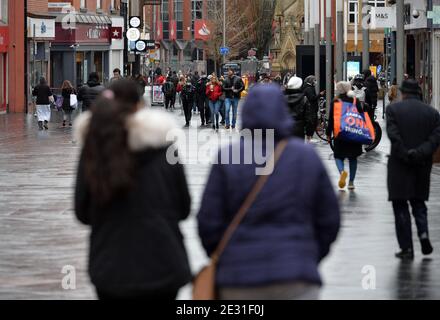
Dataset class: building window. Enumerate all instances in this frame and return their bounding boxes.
[162,0,169,39]
[191,0,203,34]
[0,0,8,24]
[349,0,386,24]
[368,0,385,7]
[174,0,183,39]
[81,0,86,9]
[97,0,102,10]
[349,0,358,24]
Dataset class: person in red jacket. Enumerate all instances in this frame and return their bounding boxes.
[206,75,223,131]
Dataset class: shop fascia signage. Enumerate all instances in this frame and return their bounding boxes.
[28,18,55,38]
[48,2,71,9]
[87,27,103,40]
[370,7,396,29]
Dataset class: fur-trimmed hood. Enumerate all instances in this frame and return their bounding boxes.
[73,108,181,151]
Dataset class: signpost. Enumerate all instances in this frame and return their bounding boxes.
[220,46,230,56]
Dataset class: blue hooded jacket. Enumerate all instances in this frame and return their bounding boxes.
[197,84,340,287]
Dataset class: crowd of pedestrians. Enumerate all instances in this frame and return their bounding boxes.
[37,65,439,300]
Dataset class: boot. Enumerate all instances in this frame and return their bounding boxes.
[38,121,43,130]
[395,249,414,260]
[420,238,433,255]
[338,171,348,189]
[44,121,49,130]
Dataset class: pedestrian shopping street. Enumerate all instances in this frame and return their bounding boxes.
[1,100,440,300]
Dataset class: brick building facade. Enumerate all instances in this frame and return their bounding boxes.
[144,0,214,73]
[0,0,25,113]
[47,0,124,89]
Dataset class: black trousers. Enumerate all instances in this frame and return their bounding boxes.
[182,100,193,125]
[97,289,178,301]
[305,109,318,137]
[165,96,173,109]
[392,200,429,251]
[198,96,210,124]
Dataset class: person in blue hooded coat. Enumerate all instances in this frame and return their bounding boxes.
[197,84,341,300]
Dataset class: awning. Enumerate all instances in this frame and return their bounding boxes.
[54,13,112,25]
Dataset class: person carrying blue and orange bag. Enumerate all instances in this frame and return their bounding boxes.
[326,81,375,190]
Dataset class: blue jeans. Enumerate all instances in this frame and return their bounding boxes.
[209,100,221,127]
[335,158,358,182]
[225,97,239,127]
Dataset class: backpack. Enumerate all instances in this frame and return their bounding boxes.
[163,81,174,97]
[333,98,375,145]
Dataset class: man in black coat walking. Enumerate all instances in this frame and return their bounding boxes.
[386,79,440,260]
[78,72,105,112]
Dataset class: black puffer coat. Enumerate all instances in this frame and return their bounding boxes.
[78,80,105,111]
[285,88,309,139]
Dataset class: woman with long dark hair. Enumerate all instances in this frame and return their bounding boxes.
[61,80,76,127]
[74,79,192,300]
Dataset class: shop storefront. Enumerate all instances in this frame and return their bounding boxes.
[50,14,111,89]
[27,15,55,104]
[0,26,8,114]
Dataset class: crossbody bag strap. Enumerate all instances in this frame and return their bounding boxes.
[210,139,289,263]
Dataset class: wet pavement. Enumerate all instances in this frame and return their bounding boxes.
[1,96,440,300]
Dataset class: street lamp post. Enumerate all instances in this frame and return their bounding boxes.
[325,0,333,115]
[314,0,320,95]
[362,0,370,70]
[344,0,348,80]
[396,0,405,86]
[121,0,128,77]
[336,0,344,82]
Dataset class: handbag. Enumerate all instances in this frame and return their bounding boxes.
[70,94,78,109]
[192,139,289,300]
[55,96,64,111]
[333,98,376,145]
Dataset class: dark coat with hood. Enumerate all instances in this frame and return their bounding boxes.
[365,75,379,107]
[74,109,192,296]
[285,88,309,139]
[197,84,340,287]
[386,95,440,201]
[303,84,319,113]
[327,94,364,159]
[78,80,105,111]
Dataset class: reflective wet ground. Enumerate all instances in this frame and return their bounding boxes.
[1,99,440,300]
